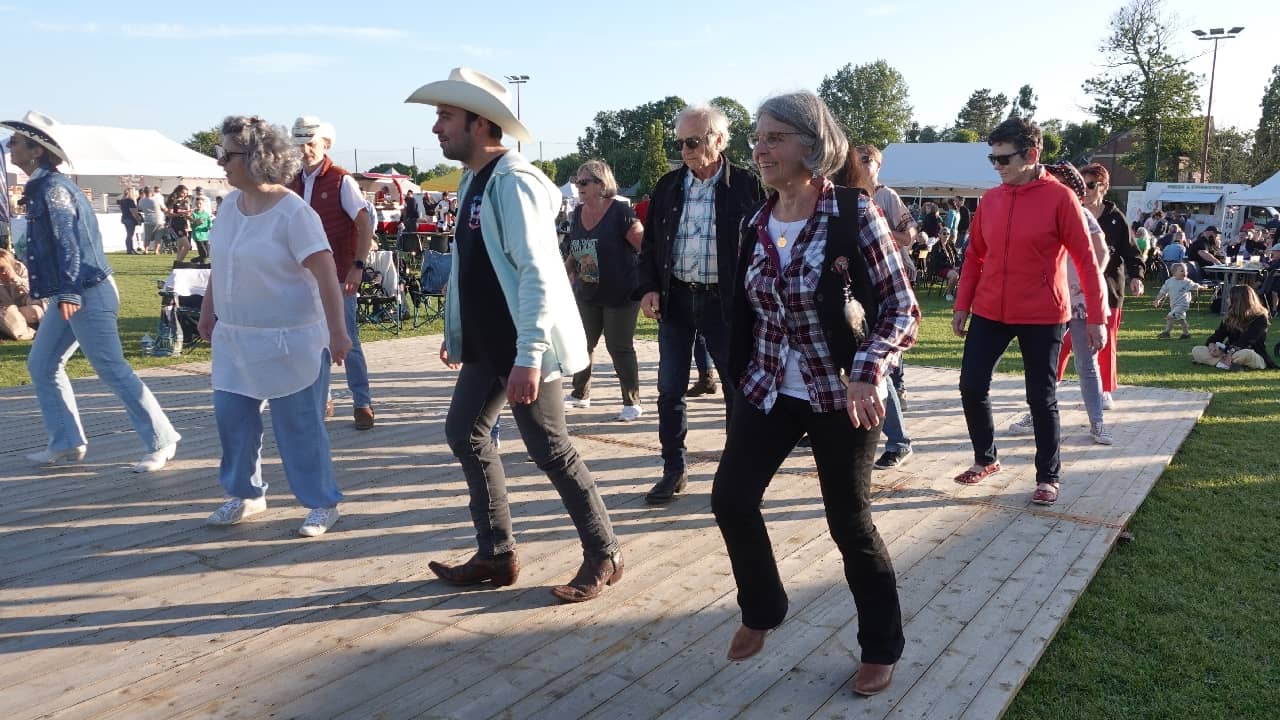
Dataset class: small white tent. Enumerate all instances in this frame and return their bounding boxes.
[877,143,999,198]
[1226,172,1280,207]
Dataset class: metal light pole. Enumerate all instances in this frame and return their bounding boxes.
[1193,26,1244,182]
[505,74,530,153]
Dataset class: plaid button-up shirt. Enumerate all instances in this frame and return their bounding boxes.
[671,163,723,284]
[740,182,920,414]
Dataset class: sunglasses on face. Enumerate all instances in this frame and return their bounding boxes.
[987,149,1027,166]
[673,135,710,151]
[1085,181,1103,189]
[214,145,245,162]
[574,177,600,187]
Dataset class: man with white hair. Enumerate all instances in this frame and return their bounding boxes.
[636,105,764,505]
[288,116,377,430]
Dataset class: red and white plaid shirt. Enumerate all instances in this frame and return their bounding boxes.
[740,182,920,414]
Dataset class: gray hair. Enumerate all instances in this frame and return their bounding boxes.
[755,92,848,178]
[576,159,619,198]
[219,115,302,185]
[674,104,730,149]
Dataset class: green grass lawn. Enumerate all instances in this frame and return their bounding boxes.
[3,255,1277,717]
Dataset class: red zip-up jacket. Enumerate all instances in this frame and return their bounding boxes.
[954,169,1106,325]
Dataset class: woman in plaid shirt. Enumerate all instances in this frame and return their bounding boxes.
[711,92,920,697]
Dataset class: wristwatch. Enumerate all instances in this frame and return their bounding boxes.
[352,260,366,269]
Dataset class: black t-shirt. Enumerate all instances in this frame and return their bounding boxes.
[565,200,639,307]
[1188,237,1223,269]
[456,156,517,371]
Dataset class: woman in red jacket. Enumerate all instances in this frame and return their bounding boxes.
[951,118,1107,506]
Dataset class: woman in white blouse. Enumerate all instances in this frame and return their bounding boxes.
[197,116,352,538]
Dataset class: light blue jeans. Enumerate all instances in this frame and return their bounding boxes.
[29,277,180,454]
[881,368,911,452]
[214,350,343,509]
[1066,318,1105,426]
[326,294,371,408]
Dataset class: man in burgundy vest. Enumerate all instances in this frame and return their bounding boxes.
[289,116,377,429]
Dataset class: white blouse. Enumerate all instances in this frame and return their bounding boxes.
[209,191,332,400]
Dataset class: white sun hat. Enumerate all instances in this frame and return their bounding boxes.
[404,67,532,145]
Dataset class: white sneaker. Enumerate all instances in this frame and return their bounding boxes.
[26,445,87,466]
[1009,413,1034,434]
[133,443,177,473]
[564,394,591,409]
[206,496,267,526]
[1101,392,1114,410]
[299,507,340,537]
[1090,422,1114,445]
[617,405,645,422]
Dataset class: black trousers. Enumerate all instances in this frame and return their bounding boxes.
[711,393,904,665]
[958,314,1067,483]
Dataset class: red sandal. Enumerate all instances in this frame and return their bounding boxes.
[954,462,1001,485]
[1031,482,1060,505]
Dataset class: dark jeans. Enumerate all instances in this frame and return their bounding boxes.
[571,299,641,406]
[711,393,905,665]
[123,221,138,254]
[693,331,713,375]
[445,361,619,559]
[959,314,1066,483]
[657,282,732,475]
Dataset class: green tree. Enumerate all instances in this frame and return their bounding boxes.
[954,89,1010,138]
[578,96,685,187]
[1010,84,1038,119]
[368,162,417,177]
[1081,0,1201,182]
[904,121,921,143]
[941,127,980,143]
[551,153,586,186]
[638,121,669,197]
[1254,65,1280,183]
[917,126,941,143]
[1206,127,1254,184]
[420,163,458,181]
[1059,121,1109,162]
[710,96,752,165]
[182,125,221,158]
[817,59,914,148]
[1041,131,1063,162]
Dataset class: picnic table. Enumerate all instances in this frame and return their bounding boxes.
[1202,262,1265,315]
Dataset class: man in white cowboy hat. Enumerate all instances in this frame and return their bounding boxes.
[286,116,377,430]
[406,67,623,603]
[2,111,181,471]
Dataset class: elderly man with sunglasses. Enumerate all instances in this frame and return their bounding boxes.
[951,117,1106,507]
[636,105,764,505]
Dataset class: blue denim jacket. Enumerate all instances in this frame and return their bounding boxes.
[22,168,112,306]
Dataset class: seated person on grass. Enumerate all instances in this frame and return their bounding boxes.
[0,248,45,341]
[1153,262,1203,339]
[1191,285,1275,370]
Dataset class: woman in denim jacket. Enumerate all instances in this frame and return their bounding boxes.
[2,112,179,471]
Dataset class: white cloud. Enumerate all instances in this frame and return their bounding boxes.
[233,53,333,74]
[864,4,898,17]
[119,23,404,40]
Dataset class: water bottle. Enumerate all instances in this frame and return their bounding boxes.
[140,332,154,356]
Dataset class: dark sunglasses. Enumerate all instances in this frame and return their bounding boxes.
[574,177,600,187]
[1085,181,1103,189]
[673,135,710,151]
[987,149,1027,166]
[214,145,245,162]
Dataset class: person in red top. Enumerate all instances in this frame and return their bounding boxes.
[951,117,1107,506]
[633,193,650,224]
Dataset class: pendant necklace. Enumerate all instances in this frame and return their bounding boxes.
[772,216,806,249]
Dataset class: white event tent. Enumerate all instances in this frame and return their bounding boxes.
[877,142,999,198]
[3,119,226,253]
[1226,171,1280,207]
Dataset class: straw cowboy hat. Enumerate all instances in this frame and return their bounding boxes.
[404,67,533,145]
[292,116,337,146]
[0,111,70,165]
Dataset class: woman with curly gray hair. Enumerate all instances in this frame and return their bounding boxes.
[711,91,919,696]
[197,115,352,538]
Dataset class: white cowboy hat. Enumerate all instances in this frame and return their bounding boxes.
[404,68,532,145]
[0,111,70,165]
[292,116,336,146]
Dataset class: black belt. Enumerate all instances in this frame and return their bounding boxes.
[671,276,718,293]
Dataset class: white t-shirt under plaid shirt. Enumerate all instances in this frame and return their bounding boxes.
[671,164,724,284]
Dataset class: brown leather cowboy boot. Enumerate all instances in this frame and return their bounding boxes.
[428,551,520,587]
[550,550,624,603]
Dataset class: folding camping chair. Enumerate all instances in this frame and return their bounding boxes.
[406,250,450,328]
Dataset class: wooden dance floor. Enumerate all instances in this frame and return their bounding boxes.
[0,336,1209,719]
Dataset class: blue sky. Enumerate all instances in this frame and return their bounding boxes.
[2,0,1274,172]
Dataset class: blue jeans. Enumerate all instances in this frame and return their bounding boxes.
[1065,318,1105,426]
[29,277,180,454]
[693,331,712,375]
[881,371,910,452]
[214,351,343,509]
[657,283,732,475]
[327,294,371,408]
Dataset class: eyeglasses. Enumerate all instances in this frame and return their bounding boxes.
[1085,181,1103,189]
[673,134,711,151]
[214,145,245,162]
[987,149,1027,166]
[574,177,600,187]
[747,131,804,150]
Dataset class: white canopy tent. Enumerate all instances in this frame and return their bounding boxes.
[877,143,999,198]
[1226,171,1280,207]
